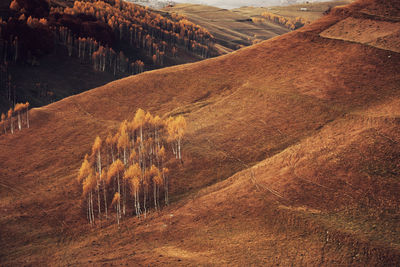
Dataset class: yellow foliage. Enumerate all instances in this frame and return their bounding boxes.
[124,163,141,181]
[117,127,129,150]
[7,108,13,118]
[77,155,91,183]
[149,164,159,177]
[158,145,166,159]
[91,136,102,155]
[111,192,120,205]
[175,115,187,138]
[107,159,124,184]
[82,172,96,196]
[154,175,163,186]
[134,108,145,126]
[106,132,113,145]
[162,167,169,176]
[153,115,162,127]
[145,111,153,125]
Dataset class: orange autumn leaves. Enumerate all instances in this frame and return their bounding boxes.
[1,102,30,135]
[77,108,186,226]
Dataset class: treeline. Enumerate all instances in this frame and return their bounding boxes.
[0,0,216,102]
[60,1,215,59]
[77,108,187,226]
[259,12,310,30]
[0,102,30,135]
[54,27,145,75]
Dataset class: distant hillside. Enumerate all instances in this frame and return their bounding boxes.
[233,1,353,30]
[171,0,343,9]
[0,0,217,114]
[163,4,290,53]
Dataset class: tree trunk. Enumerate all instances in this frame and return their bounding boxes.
[97,184,101,223]
[153,183,157,210]
[26,108,29,128]
[10,116,14,134]
[178,138,181,160]
[117,173,121,218]
[17,112,21,130]
[103,180,108,219]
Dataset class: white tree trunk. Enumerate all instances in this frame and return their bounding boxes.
[26,109,29,128]
[17,112,21,130]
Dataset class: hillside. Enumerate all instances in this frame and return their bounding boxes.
[1,0,399,265]
[233,1,353,30]
[162,4,290,53]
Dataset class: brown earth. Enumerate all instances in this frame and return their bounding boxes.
[0,0,399,265]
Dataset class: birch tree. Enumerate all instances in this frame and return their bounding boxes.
[107,159,124,219]
[125,163,141,217]
[111,192,121,226]
[25,102,30,128]
[91,136,102,221]
[7,108,13,134]
[1,113,5,134]
[118,121,129,215]
[14,103,23,131]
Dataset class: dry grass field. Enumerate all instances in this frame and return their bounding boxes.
[162,4,290,53]
[233,1,353,23]
[0,0,399,265]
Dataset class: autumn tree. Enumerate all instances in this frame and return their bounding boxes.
[24,102,30,128]
[125,163,141,216]
[117,121,129,215]
[14,103,23,131]
[7,108,14,134]
[78,155,95,225]
[107,159,124,219]
[111,192,120,226]
[167,115,187,160]
[91,136,103,220]
[1,113,6,134]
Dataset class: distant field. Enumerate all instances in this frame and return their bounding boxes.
[162,4,290,53]
[233,0,353,23]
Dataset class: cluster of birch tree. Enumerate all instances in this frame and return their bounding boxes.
[77,108,187,226]
[0,102,30,135]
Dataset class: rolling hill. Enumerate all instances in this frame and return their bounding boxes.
[0,0,399,265]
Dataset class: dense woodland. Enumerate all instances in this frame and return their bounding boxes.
[77,108,187,226]
[0,0,216,113]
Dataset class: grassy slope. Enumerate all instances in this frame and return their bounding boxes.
[233,1,353,22]
[0,0,399,265]
[162,4,290,53]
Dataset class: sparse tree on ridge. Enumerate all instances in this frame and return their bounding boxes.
[14,103,23,131]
